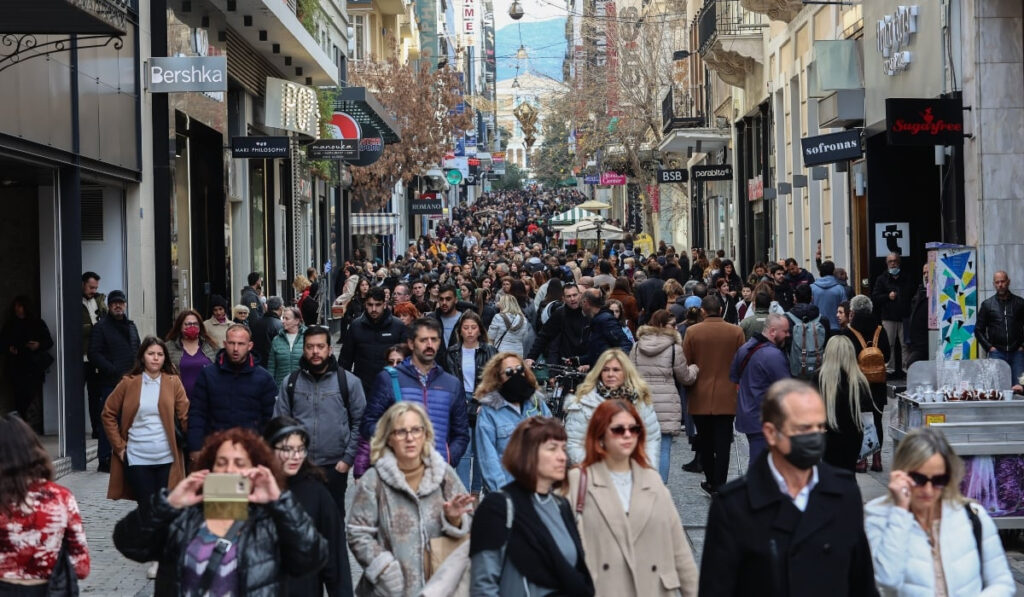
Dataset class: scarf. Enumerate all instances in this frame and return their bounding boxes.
[596,380,639,403]
[469,482,594,596]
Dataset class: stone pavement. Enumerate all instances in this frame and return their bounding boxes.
[59,401,1024,595]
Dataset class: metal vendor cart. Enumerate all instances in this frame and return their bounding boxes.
[891,359,1024,529]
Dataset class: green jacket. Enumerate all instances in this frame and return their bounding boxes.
[267,326,307,386]
[82,293,107,357]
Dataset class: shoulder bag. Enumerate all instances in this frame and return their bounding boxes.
[425,478,470,580]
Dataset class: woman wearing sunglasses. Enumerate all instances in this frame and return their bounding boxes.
[565,349,660,466]
[474,353,551,492]
[567,399,698,596]
[864,427,1014,596]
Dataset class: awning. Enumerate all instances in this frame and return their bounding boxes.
[351,212,399,235]
[1,0,128,35]
[335,86,401,144]
[558,218,626,241]
[549,207,597,225]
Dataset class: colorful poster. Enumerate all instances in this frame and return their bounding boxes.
[961,455,1024,517]
[933,246,977,360]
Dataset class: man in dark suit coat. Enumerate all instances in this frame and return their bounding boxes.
[699,379,878,597]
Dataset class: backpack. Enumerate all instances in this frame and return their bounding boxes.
[850,326,887,383]
[285,367,350,414]
[786,312,826,379]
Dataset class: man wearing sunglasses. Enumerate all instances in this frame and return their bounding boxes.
[699,379,878,597]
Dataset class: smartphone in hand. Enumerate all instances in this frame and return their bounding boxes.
[203,473,251,520]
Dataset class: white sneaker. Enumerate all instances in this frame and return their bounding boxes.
[147,562,159,579]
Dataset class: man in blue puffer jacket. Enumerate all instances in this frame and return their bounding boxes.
[810,260,848,329]
[360,318,470,465]
[581,288,633,367]
[188,324,279,459]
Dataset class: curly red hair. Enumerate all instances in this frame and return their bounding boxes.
[581,399,650,469]
[392,301,422,320]
[196,427,287,489]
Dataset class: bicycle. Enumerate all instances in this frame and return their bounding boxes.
[536,362,587,421]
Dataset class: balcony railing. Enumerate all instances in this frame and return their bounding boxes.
[662,86,707,134]
[697,0,765,56]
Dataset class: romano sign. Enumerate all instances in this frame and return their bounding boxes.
[801,129,863,166]
[148,56,227,93]
[690,164,733,181]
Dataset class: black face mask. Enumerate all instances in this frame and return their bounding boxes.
[780,431,825,470]
[499,372,535,404]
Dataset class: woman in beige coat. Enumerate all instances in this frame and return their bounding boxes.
[629,309,698,482]
[567,399,698,597]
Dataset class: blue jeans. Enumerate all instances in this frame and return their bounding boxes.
[989,349,1024,387]
[97,385,115,462]
[658,434,674,483]
[456,433,482,493]
[679,386,697,442]
[747,432,767,469]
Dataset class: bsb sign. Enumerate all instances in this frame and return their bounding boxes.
[801,129,863,166]
[148,56,227,93]
[885,98,964,146]
[656,168,688,184]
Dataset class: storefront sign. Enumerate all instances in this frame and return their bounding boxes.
[583,174,600,185]
[265,77,319,138]
[656,168,688,184]
[148,56,227,93]
[231,136,289,158]
[801,129,863,166]
[600,172,627,186]
[875,222,910,257]
[876,5,917,76]
[492,151,505,175]
[747,175,763,201]
[886,98,964,146]
[411,192,443,215]
[691,164,733,181]
[446,169,463,185]
[307,139,360,160]
[348,123,385,167]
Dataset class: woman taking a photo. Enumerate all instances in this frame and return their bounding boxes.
[487,294,532,356]
[268,306,307,386]
[113,427,327,595]
[474,353,551,492]
[813,336,872,472]
[0,414,90,595]
[347,402,474,597]
[470,417,594,596]
[164,309,217,398]
[565,349,660,466]
[865,427,1014,595]
[264,417,352,597]
[630,310,698,482]
[567,399,698,596]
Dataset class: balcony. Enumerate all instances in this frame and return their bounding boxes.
[739,0,802,23]
[697,0,765,87]
[658,86,729,156]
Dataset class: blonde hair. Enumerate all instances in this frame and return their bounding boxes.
[497,294,524,316]
[891,427,967,505]
[369,402,436,464]
[232,304,249,318]
[817,336,871,431]
[292,275,311,292]
[575,349,652,405]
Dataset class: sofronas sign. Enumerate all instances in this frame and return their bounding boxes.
[801,129,863,167]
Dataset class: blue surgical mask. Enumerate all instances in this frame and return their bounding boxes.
[889,267,901,276]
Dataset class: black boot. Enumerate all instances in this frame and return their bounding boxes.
[682,454,703,473]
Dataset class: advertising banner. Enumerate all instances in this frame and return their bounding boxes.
[600,172,627,186]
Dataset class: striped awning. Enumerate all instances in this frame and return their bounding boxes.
[549,206,597,225]
[350,212,399,235]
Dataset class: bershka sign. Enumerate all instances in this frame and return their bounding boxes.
[801,129,863,166]
[231,136,289,159]
[691,164,733,181]
[148,56,227,93]
[886,98,964,146]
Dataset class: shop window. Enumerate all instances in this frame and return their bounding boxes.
[353,15,367,62]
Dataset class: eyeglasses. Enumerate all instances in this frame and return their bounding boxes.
[503,365,525,378]
[183,323,199,329]
[608,425,642,437]
[908,471,950,488]
[391,426,425,440]
[275,446,307,458]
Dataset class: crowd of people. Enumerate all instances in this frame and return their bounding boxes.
[0,188,1019,596]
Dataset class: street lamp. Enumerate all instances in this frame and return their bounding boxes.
[509,0,524,20]
[516,44,528,60]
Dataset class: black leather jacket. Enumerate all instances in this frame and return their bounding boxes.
[976,292,1024,352]
[527,304,588,363]
[113,490,327,597]
[442,342,498,391]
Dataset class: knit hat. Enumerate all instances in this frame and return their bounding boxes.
[684,296,702,309]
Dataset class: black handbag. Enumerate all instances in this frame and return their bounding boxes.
[46,537,79,597]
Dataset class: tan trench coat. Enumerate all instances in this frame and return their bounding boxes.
[567,461,698,597]
[101,374,189,500]
[681,316,745,415]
